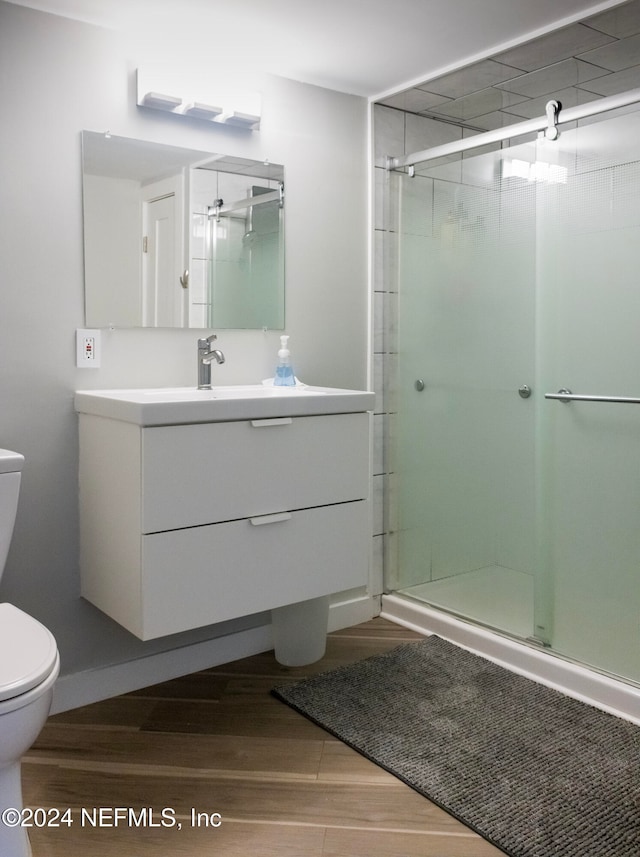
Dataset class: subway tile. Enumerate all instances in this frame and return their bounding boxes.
[585,0,640,38]
[373,291,385,352]
[189,305,209,327]
[501,85,601,119]
[372,473,385,536]
[372,414,384,476]
[374,166,399,231]
[190,212,207,258]
[189,258,208,302]
[400,173,435,237]
[422,59,524,98]
[493,22,615,71]
[383,230,399,291]
[373,352,384,413]
[578,31,640,71]
[496,58,609,98]
[373,230,385,292]
[383,352,398,414]
[384,291,398,352]
[576,63,640,95]
[373,104,404,166]
[379,88,451,114]
[430,87,527,122]
[462,110,525,131]
[374,227,399,293]
[371,534,384,593]
[405,112,462,156]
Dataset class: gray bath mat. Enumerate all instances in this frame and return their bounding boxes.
[272,635,640,857]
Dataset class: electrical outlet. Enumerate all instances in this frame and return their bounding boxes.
[76,329,101,368]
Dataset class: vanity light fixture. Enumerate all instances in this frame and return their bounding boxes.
[140,91,183,111]
[218,111,260,127]
[182,102,224,120]
[136,69,261,129]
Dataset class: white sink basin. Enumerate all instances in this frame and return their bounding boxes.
[137,384,327,401]
[75,384,375,425]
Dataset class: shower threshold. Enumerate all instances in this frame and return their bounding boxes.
[381,593,640,726]
[397,565,533,640]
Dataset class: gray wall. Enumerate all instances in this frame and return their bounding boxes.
[0,2,368,697]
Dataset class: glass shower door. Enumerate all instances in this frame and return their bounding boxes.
[392,146,539,639]
[391,104,640,684]
[536,108,640,683]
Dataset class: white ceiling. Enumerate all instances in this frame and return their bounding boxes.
[6,0,632,98]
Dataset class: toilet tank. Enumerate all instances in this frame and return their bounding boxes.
[0,450,24,581]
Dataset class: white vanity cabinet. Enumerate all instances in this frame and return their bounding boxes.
[76,386,374,641]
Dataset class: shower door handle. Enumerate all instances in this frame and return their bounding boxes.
[545,389,640,404]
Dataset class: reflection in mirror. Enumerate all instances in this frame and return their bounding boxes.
[81,131,285,329]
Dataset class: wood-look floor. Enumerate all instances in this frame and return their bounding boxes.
[23,618,503,856]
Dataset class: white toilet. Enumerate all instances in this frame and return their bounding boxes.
[0,449,60,857]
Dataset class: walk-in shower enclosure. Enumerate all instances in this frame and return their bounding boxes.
[384,90,640,688]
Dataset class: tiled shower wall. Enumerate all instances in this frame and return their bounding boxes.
[372,104,473,591]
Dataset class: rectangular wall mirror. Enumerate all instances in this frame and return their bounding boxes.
[81,130,285,329]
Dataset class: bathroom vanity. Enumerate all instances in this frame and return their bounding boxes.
[75,385,374,641]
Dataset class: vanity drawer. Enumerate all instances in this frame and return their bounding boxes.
[141,412,370,533]
[139,500,369,639]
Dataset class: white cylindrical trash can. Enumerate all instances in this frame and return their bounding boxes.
[271,596,330,666]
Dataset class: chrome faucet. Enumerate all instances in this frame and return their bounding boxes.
[197,334,225,390]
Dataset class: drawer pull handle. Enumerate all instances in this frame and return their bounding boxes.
[249,512,292,526]
[250,418,293,427]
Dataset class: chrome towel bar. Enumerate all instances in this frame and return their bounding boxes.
[546,389,640,404]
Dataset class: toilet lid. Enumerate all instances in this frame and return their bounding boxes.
[0,603,58,701]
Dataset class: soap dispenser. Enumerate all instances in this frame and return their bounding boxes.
[274,335,296,386]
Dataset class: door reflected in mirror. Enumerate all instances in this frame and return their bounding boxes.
[81,130,285,329]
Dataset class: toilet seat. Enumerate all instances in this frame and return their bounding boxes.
[0,449,25,473]
[0,603,58,701]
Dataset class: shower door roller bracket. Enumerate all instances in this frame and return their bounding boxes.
[544,100,561,141]
[526,635,550,648]
[518,385,532,399]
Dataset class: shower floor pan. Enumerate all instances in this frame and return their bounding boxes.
[397,565,533,640]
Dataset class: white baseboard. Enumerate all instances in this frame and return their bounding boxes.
[52,594,379,714]
[329,592,380,631]
[51,623,274,714]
